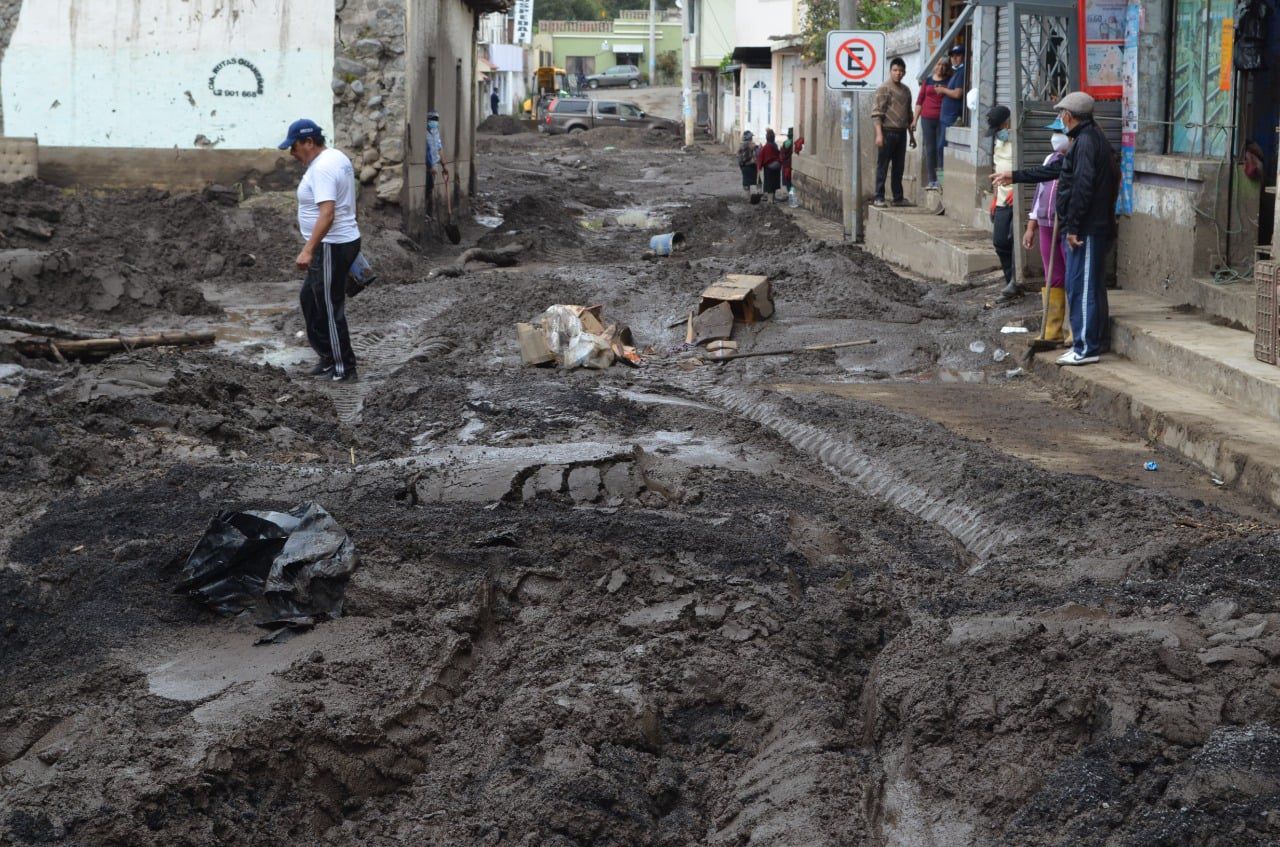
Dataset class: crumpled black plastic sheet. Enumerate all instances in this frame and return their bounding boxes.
[176,503,357,631]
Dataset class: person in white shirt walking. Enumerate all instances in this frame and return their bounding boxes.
[278,119,361,382]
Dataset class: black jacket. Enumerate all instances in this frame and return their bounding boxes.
[1013,118,1118,238]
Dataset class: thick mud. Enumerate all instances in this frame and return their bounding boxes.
[2,136,1279,847]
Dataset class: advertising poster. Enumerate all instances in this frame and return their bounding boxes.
[1117,0,1141,216]
[1078,0,1126,98]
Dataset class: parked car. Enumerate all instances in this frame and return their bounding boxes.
[543,98,679,135]
[584,64,642,89]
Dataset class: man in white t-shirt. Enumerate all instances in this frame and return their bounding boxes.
[279,118,361,382]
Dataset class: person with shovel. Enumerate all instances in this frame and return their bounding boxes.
[426,109,448,219]
[278,118,360,382]
[426,110,462,243]
[1022,117,1071,344]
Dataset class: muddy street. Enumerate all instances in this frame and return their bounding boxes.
[2,130,1280,847]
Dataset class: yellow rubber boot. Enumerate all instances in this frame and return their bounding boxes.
[1044,286,1068,344]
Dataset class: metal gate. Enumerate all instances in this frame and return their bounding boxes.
[1007,0,1077,284]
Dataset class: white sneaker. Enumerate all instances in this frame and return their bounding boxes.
[1056,350,1100,366]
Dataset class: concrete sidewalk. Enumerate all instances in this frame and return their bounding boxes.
[865,205,1000,284]
[1035,288,1280,510]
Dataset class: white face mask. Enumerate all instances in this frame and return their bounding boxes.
[1051,132,1069,152]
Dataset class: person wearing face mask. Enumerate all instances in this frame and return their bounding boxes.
[1022,117,1071,344]
[426,110,448,219]
[987,106,1019,302]
[992,91,1118,366]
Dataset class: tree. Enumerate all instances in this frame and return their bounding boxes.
[799,0,921,63]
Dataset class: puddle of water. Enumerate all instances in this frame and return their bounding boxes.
[580,207,671,231]
[475,215,504,228]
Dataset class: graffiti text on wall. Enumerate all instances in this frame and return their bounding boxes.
[209,58,265,97]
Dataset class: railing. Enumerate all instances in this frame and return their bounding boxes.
[618,9,681,21]
[537,20,612,33]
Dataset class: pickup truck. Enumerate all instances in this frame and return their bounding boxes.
[542,98,679,135]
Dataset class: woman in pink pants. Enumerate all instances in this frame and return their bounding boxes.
[1022,117,1071,343]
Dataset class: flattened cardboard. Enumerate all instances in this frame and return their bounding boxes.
[698,274,773,323]
[516,322,555,365]
[568,304,606,335]
[690,301,734,344]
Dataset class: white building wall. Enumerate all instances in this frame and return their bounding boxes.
[734,0,789,47]
[1,0,334,149]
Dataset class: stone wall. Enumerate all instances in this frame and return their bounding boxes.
[0,0,23,134]
[333,0,409,203]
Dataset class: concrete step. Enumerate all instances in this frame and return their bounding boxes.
[1119,274,1256,331]
[865,205,999,285]
[1033,353,1280,511]
[1108,289,1280,422]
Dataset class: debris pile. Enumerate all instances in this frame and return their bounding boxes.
[517,304,640,369]
[176,503,357,634]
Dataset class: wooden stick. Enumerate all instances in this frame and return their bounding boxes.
[705,338,876,362]
[14,330,215,360]
[0,315,100,340]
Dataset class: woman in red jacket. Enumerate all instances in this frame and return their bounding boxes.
[911,58,949,190]
[756,128,783,201]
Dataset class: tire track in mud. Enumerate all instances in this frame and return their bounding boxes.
[694,383,1021,564]
[317,300,459,423]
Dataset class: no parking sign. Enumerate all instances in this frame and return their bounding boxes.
[826,30,887,92]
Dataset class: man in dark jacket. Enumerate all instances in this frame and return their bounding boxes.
[992,91,1118,366]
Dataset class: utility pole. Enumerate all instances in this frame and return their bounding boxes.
[681,0,694,146]
[648,0,656,86]
[839,0,862,241]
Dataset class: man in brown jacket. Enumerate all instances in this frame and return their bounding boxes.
[871,56,916,207]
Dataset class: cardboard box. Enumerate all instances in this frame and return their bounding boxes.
[698,274,773,323]
[516,322,556,366]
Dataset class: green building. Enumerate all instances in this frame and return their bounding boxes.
[535,11,683,81]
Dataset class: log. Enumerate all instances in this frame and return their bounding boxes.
[705,338,877,362]
[0,315,100,340]
[14,330,216,361]
[430,243,524,278]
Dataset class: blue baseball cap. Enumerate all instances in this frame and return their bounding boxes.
[1044,116,1067,131]
[278,118,322,149]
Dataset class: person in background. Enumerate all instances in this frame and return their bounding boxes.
[871,57,915,207]
[992,91,1119,365]
[277,118,361,382]
[576,71,587,94]
[780,128,796,196]
[1022,116,1071,343]
[912,57,949,190]
[937,44,967,177]
[426,109,448,219]
[987,105,1019,302]
[757,128,783,201]
[490,87,500,116]
[736,130,758,197]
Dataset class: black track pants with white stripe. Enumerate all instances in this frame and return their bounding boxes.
[300,238,360,376]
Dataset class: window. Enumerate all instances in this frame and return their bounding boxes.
[554,100,590,113]
[809,77,818,155]
[1169,0,1233,156]
[619,103,643,117]
[597,102,618,115]
[798,77,807,151]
